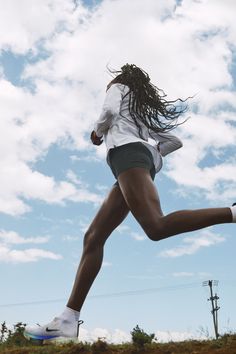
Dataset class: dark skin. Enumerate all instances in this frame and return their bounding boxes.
[90,131,103,146]
[67,84,232,312]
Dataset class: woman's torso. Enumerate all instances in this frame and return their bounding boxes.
[104,84,163,172]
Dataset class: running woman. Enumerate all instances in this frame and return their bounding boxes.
[24,64,236,342]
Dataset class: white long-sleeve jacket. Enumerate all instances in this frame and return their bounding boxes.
[94,83,183,172]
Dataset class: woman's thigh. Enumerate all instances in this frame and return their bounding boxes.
[117,168,164,237]
[86,184,130,244]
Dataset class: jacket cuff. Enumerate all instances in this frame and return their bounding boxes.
[93,126,103,138]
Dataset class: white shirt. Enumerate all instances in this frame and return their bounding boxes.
[94,83,183,172]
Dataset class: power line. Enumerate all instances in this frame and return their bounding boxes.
[89,282,199,298]
[0,282,200,308]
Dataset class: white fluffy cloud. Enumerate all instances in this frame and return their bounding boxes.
[0,245,62,263]
[154,329,200,342]
[79,327,130,344]
[0,230,49,244]
[0,0,236,217]
[0,0,79,54]
[159,229,225,258]
[0,76,103,215]
[0,229,62,263]
[79,326,207,343]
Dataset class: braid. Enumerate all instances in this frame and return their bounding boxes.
[107,64,189,137]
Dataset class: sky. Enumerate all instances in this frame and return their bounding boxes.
[0,0,236,344]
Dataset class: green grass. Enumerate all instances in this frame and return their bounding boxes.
[1,335,236,354]
[1,322,236,354]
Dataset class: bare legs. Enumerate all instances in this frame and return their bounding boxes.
[117,168,232,241]
[67,184,129,311]
[67,168,233,311]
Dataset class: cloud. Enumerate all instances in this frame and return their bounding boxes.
[159,229,225,258]
[66,170,83,186]
[0,230,49,244]
[95,184,110,192]
[154,330,197,343]
[0,76,104,216]
[70,154,102,163]
[79,327,207,344]
[172,271,212,279]
[0,229,62,263]
[0,0,78,54]
[172,272,194,277]
[116,225,131,234]
[116,224,146,241]
[130,232,146,242]
[0,0,236,217]
[165,113,236,202]
[79,327,131,344]
[0,245,62,263]
[62,234,81,242]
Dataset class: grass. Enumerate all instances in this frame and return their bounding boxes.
[1,334,236,354]
[1,323,236,354]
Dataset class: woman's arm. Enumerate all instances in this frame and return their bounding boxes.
[93,84,123,138]
[150,131,183,156]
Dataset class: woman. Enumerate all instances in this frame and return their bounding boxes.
[25,64,236,342]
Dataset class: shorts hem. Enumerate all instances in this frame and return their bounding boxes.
[108,142,156,183]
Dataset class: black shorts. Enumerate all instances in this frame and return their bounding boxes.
[107,142,156,185]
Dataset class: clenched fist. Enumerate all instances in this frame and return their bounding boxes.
[90,131,103,145]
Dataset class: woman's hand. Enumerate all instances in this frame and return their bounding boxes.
[90,131,103,145]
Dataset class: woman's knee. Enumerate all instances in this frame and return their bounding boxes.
[144,217,168,241]
[83,229,101,252]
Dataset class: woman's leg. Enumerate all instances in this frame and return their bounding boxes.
[67,184,129,311]
[117,168,232,241]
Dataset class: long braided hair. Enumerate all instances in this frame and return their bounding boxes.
[107,64,189,137]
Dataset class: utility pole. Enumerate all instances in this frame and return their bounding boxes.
[202,280,220,339]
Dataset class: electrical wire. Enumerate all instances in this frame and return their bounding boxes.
[0,282,200,308]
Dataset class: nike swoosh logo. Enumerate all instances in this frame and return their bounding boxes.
[46,327,60,332]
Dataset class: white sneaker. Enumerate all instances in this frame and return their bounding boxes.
[24,317,83,341]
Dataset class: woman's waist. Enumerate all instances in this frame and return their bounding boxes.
[105,134,148,150]
[105,139,163,173]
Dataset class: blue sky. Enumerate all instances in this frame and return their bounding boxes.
[0,0,236,344]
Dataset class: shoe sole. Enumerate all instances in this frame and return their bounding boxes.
[24,331,78,345]
[24,331,60,341]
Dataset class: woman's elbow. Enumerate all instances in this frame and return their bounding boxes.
[175,137,183,149]
[178,140,183,149]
